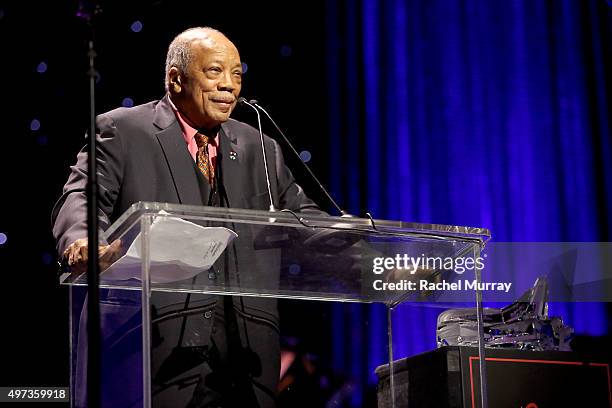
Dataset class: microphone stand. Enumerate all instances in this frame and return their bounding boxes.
[238,98,277,212]
[249,100,353,217]
[76,2,102,407]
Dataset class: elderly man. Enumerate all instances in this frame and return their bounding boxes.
[53,27,318,407]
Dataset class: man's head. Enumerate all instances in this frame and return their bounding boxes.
[165,27,242,130]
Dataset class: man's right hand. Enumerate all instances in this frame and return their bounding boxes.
[63,238,122,273]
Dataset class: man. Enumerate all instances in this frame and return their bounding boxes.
[53,27,319,407]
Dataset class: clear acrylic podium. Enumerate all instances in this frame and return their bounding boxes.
[61,202,490,408]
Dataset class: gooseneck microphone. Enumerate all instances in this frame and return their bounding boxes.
[248,99,353,218]
[237,97,276,212]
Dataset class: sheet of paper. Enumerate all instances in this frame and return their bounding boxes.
[101,214,238,283]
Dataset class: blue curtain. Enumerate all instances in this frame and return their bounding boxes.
[325,0,611,404]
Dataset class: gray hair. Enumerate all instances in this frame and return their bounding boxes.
[164,27,222,91]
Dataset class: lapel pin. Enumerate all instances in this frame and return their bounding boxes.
[229,151,237,160]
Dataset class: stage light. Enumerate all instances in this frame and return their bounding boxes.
[241,62,248,73]
[280,45,292,57]
[299,150,312,163]
[131,20,143,33]
[0,233,7,245]
[30,119,41,131]
[122,97,134,107]
[37,62,48,73]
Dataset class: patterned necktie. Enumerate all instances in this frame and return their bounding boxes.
[194,133,214,185]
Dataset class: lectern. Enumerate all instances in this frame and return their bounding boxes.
[60,202,490,407]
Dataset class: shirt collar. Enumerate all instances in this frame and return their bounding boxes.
[168,95,199,145]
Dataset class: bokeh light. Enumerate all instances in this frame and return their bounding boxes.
[30,119,41,131]
[37,62,48,73]
[42,253,53,265]
[289,264,301,275]
[280,45,292,57]
[299,150,312,163]
[130,21,143,33]
[122,97,134,107]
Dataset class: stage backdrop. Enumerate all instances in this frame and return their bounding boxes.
[324,0,611,405]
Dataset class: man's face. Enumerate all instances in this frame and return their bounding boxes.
[173,35,242,130]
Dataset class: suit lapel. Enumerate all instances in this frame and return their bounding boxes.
[219,123,244,208]
[153,97,204,206]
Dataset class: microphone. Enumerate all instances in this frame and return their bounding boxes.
[248,99,353,217]
[237,97,276,212]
